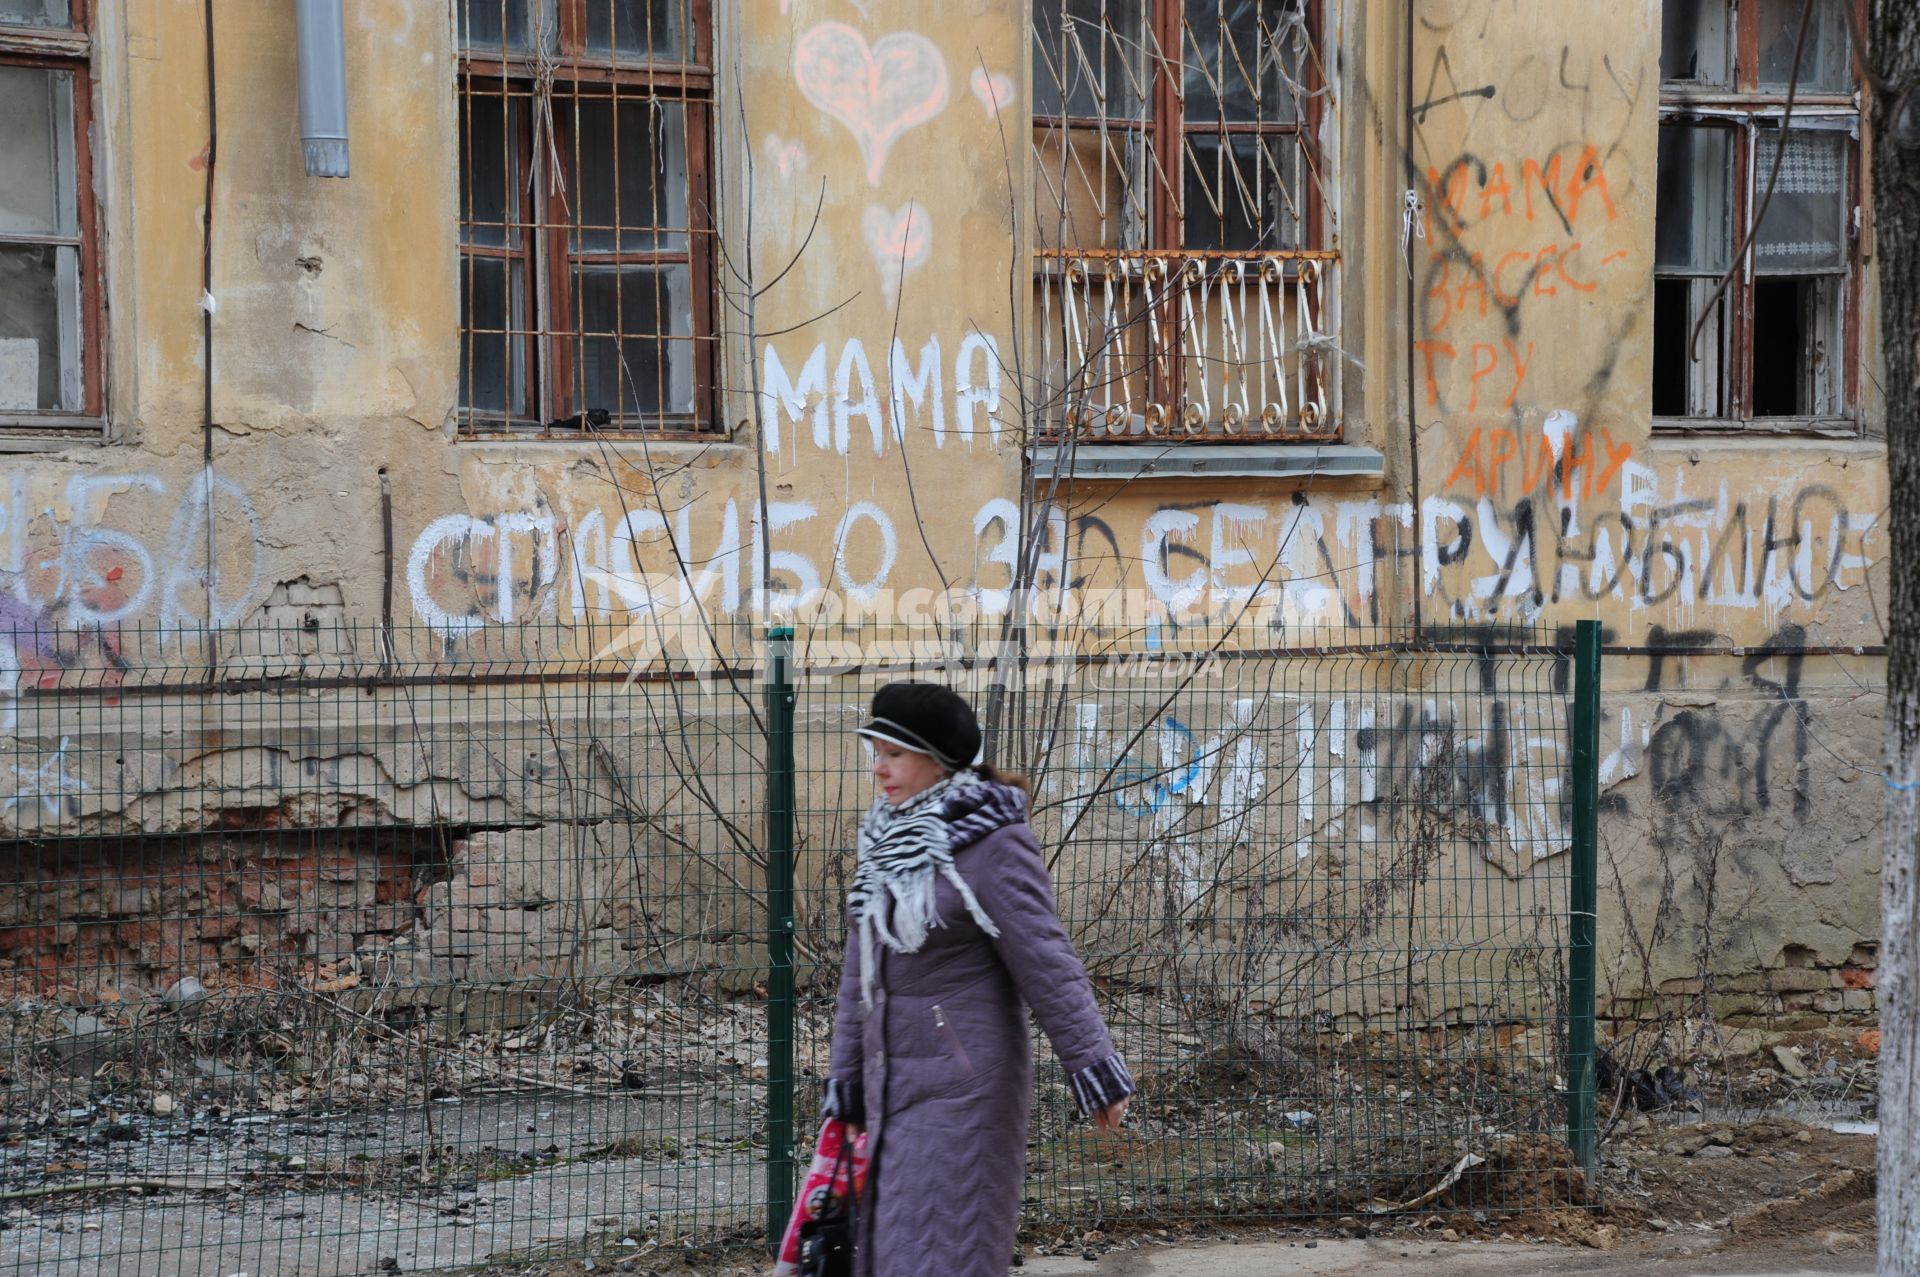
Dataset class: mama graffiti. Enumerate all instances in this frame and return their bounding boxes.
[760,331,1004,456]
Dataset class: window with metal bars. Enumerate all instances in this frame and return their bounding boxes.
[1031,0,1339,443]
[1652,0,1861,432]
[457,0,717,437]
[0,0,104,429]
[1032,0,1322,253]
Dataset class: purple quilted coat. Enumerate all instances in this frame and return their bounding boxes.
[820,786,1134,1277]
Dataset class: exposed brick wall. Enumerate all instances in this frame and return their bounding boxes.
[1599,943,1880,1030]
[0,837,429,999]
[2,829,1881,1043]
[0,824,757,1018]
[368,826,760,996]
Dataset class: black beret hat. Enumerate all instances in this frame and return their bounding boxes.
[856,682,981,770]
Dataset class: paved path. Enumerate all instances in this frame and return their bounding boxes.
[1020,1237,1876,1277]
[0,1090,761,1275]
[0,1154,760,1276]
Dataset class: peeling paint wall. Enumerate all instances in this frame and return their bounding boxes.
[0,0,1888,1020]
[1397,0,1886,1021]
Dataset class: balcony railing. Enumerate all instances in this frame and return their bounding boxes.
[1035,250,1340,444]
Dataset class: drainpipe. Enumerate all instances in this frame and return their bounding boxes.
[295,0,349,177]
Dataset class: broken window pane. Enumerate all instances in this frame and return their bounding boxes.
[0,66,77,239]
[1660,0,1732,86]
[0,243,81,412]
[1652,276,1728,418]
[1033,0,1146,120]
[583,0,685,62]
[1759,0,1852,94]
[568,99,689,253]
[0,1,69,26]
[1655,0,1859,430]
[1182,0,1300,125]
[1651,279,1688,417]
[1754,127,1847,273]
[459,94,523,249]
[1183,131,1297,251]
[572,265,693,420]
[1751,275,1840,416]
[459,256,528,418]
[1655,125,1733,272]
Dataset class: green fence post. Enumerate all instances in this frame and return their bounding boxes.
[766,626,797,1249]
[1568,619,1601,1187]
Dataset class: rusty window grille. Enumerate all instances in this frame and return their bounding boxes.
[1651,0,1860,434]
[0,0,105,429]
[1031,0,1340,443]
[458,0,718,437]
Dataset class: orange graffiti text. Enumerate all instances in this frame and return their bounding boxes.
[1413,338,1536,412]
[1443,424,1635,501]
[1426,144,1619,238]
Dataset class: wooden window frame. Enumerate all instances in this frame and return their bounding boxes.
[0,0,107,432]
[1653,0,1863,437]
[1032,0,1325,255]
[457,0,719,439]
[1031,0,1334,439]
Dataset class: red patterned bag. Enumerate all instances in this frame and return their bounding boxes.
[772,1119,869,1276]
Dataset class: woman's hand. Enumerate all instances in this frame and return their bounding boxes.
[1092,1097,1129,1134]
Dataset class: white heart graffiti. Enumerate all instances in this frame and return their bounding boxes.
[862,201,933,306]
[793,22,949,187]
[763,133,808,179]
[968,67,1015,118]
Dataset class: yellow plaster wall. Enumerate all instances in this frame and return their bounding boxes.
[0,0,1889,1002]
[2,0,464,634]
[0,0,1886,645]
[1008,0,1889,1003]
[1400,0,1885,997]
[401,0,1033,640]
[1061,0,1884,650]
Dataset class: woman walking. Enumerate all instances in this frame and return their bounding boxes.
[820,681,1134,1276]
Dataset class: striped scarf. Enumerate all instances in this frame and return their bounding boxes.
[848,770,1026,1006]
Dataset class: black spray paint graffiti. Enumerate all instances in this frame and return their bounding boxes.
[1014,482,1874,628]
[1643,624,1815,831]
[1426,482,1874,622]
[1409,10,1648,427]
[1046,616,1850,892]
[1082,656,1565,868]
[1352,698,1516,852]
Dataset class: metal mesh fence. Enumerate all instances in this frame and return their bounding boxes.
[785,623,1591,1233]
[0,618,1593,1275]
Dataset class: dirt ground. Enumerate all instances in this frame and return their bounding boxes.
[456,1116,1877,1277]
[3,987,1876,1276]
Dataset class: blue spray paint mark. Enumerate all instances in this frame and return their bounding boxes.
[1113,715,1201,815]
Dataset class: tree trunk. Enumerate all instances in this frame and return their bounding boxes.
[1874,6,1920,1275]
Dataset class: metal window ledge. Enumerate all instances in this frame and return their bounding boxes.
[1029,443,1385,482]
